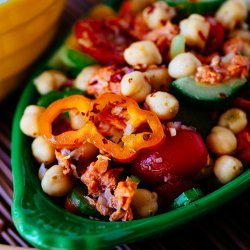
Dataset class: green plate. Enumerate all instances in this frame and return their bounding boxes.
[11,50,250,250]
[11,1,250,249]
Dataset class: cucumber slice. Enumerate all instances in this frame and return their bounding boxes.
[171,76,247,104]
[171,188,204,209]
[164,0,224,15]
[68,187,104,218]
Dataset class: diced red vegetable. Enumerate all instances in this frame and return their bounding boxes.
[75,18,134,65]
[131,129,209,186]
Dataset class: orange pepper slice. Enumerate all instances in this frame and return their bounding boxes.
[39,93,165,162]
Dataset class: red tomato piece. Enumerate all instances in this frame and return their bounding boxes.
[236,126,250,164]
[65,197,81,215]
[204,17,225,54]
[154,177,196,207]
[131,129,208,186]
[75,18,134,65]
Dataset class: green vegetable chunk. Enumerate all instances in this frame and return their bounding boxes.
[164,0,225,15]
[37,88,83,107]
[48,45,96,77]
[170,35,185,59]
[171,188,204,209]
[68,187,104,218]
[170,76,246,104]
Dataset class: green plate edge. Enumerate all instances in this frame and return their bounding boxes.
[11,1,250,249]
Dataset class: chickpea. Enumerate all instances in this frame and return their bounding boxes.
[72,142,99,161]
[143,67,172,90]
[41,165,74,197]
[120,71,151,102]
[130,0,155,12]
[32,136,55,165]
[214,155,243,184]
[145,91,179,120]
[89,4,115,18]
[69,109,85,130]
[20,105,45,137]
[142,1,176,29]
[216,0,247,30]
[124,41,162,67]
[74,65,100,91]
[131,189,158,218]
[34,70,67,95]
[206,126,237,156]
[218,108,248,134]
[168,52,201,79]
[180,14,210,48]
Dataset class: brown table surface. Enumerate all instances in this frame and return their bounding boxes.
[0,0,250,249]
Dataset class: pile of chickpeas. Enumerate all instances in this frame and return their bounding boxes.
[19,0,249,218]
[206,108,247,184]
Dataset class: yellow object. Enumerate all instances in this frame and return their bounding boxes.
[0,0,65,101]
[88,4,116,19]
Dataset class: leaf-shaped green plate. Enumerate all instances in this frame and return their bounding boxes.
[11,2,250,249]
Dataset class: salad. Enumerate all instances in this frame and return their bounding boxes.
[19,0,249,222]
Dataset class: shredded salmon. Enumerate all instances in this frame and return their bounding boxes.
[55,150,71,175]
[81,155,122,196]
[87,65,133,97]
[80,156,137,221]
[195,55,250,84]
[223,37,245,55]
[144,22,179,54]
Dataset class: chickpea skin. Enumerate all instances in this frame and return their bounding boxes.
[168,53,201,79]
[216,0,247,30]
[214,155,243,184]
[145,91,179,120]
[41,165,74,197]
[206,126,237,156]
[34,70,67,95]
[32,136,56,165]
[218,108,248,134]
[20,105,45,138]
[142,1,176,29]
[120,71,151,102]
[131,189,158,218]
[74,65,100,91]
[124,41,162,67]
[180,14,210,48]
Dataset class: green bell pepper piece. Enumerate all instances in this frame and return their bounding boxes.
[68,186,104,218]
[37,88,83,107]
[48,45,97,77]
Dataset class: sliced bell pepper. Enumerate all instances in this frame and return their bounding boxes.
[39,93,165,162]
[39,94,93,148]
